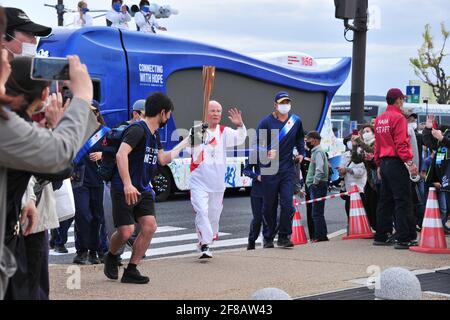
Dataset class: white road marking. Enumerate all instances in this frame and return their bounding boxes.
[120,236,249,259]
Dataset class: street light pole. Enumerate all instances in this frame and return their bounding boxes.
[335,0,369,127]
[348,6,368,125]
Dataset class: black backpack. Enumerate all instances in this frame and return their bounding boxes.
[98,124,129,181]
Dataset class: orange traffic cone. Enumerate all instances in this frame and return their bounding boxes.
[410,187,450,254]
[291,196,308,245]
[343,184,374,240]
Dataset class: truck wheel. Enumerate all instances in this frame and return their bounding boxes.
[152,166,172,202]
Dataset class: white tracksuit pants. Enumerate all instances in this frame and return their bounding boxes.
[191,189,224,246]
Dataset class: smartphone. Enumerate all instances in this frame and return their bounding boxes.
[31,57,70,81]
[352,129,359,135]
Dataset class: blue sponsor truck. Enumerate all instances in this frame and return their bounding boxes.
[38,27,351,201]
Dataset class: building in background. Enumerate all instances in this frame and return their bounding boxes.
[406,80,438,104]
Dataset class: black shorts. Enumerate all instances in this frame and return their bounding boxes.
[110,187,156,227]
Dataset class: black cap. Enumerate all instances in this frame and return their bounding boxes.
[5,7,52,37]
[306,131,322,140]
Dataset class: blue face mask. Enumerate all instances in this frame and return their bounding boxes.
[81,7,89,14]
[142,5,150,13]
[112,3,122,12]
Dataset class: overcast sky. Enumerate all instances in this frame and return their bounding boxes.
[2,0,449,96]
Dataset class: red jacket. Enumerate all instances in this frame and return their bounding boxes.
[374,105,413,167]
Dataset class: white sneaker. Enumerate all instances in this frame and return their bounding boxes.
[199,244,212,259]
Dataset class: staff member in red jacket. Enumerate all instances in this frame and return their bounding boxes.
[373,88,418,249]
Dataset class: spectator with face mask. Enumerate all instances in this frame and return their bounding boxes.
[3,56,72,300]
[3,8,51,60]
[338,135,367,223]
[0,7,97,299]
[3,57,51,300]
[305,131,329,242]
[73,1,93,28]
[350,125,378,231]
[422,115,450,235]
[106,0,131,29]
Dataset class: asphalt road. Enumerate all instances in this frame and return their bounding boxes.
[49,190,348,264]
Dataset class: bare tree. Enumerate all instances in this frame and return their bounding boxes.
[410,22,449,104]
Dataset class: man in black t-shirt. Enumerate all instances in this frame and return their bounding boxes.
[103,92,191,284]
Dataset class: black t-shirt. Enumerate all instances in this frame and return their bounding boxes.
[122,124,163,152]
[110,122,163,192]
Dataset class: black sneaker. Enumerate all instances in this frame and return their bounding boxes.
[121,267,150,284]
[394,241,411,250]
[103,252,119,280]
[54,245,68,253]
[263,239,274,249]
[277,237,294,248]
[88,251,100,264]
[247,242,256,250]
[199,245,212,259]
[409,240,419,247]
[373,235,395,246]
[73,252,89,265]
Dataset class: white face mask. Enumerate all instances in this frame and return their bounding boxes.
[6,34,37,57]
[277,104,291,115]
[409,122,418,131]
[21,42,38,57]
[362,132,374,142]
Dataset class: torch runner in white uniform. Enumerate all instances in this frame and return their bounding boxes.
[189,100,247,259]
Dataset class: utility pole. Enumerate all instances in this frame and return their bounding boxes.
[57,0,64,26]
[335,0,368,126]
[44,0,66,26]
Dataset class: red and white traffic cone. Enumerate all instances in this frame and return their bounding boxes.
[343,184,374,240]
[410,187,450,254]
[291,196,308,245]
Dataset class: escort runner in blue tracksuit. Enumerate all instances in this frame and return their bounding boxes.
[256,91,305,248]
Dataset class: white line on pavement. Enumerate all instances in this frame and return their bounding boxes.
[120,237,250,259]
[51,231,230,256]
